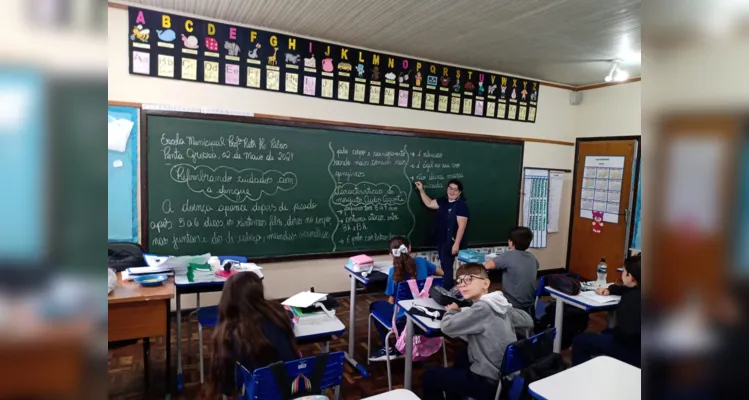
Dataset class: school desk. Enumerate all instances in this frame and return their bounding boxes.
[172,270,264,391]
[528,356,640,400]
[0,307,92,399]
[545,285,620,353]
[294,315,346,353]
[398,298,445,391]
[363,389,420,399]
[108,272,174,396]
[344,263,387,377]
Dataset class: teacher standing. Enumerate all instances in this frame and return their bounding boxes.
[415,179,469,289]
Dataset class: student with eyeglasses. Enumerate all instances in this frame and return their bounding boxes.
[422,263,533,400]
[415,179,469,289]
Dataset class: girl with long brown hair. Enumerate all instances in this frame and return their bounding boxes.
[368,236,443,361]
[202,271,298,398]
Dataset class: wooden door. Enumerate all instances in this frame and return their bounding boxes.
[651,116,741,308]
[568,139,638,281]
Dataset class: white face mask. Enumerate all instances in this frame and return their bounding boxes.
[391,244,409,257]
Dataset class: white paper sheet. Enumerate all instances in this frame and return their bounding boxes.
[107,117,134,152]
[161,253,212,275]
[144,254,168,266]
[548,171,564,232]
[282,291,328,308]
[127,265,172,274]
[580,291,621,304]
[238,263,262,271]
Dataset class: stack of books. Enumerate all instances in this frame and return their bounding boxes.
[186,263,216,283]
[285,305,336,325]
[347,254,373,273]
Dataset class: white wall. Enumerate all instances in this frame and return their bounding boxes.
[108,7,578,306]
[575,82,641,138]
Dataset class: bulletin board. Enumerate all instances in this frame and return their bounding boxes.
[108,105,139,242]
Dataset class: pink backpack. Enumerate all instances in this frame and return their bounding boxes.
[392,277,443,360]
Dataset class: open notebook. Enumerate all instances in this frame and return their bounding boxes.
[579,291,621,304]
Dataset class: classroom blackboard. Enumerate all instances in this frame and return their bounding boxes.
[142,111,523,259]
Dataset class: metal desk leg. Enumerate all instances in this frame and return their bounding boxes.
[553,298,564,353]
[343,274,369,377]
[606,310,617,329]
[165,299,172,399]
[322,341,330,353]
[348,274,356,357]
[176,292,183,392]
[404,317,414,390]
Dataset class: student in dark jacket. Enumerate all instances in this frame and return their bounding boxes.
[572,253,641,367]
[201,272,298,398]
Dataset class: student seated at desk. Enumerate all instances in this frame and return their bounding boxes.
[369,236,443,361]
[572,254,641,368]
[484,226,539,315]
[422,263,533,400]
[202,272,298,398]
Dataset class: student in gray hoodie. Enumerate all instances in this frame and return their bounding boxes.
[422,263,533,400]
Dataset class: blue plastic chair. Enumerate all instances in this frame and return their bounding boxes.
[189,255,248,383]
[367,277,446,390]
[494,328,557,400]
[236,351,345,400]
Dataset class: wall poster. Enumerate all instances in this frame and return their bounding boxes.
[581,156,625,224]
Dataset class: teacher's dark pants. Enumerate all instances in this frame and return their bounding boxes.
[438,242,456,289]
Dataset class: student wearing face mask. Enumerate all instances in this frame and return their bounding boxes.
[415,179,469,290]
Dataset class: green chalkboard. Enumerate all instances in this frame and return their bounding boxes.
[142,112,523,259]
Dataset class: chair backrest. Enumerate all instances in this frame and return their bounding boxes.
[237,351,345,400]
[535,273,579,303]
[395,277,444,303]
[534,275,548,301]
[500,328,556,375]
[218,255,248,263]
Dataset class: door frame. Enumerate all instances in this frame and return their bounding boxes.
[564,135,642,271]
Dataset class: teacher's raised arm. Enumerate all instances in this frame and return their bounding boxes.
[415,181,438,209]
[415,179,469,289]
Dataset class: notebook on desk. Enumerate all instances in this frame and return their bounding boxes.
[579,291,620,304]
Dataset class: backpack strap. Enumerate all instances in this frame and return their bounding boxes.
[306,353,330,394]
[419,277,434,298]
[407,279,420,298]
[268,361,294,399]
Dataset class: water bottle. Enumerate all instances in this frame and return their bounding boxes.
[596,258,608,287]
